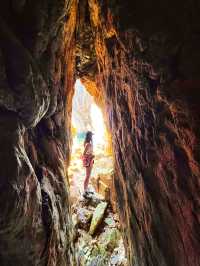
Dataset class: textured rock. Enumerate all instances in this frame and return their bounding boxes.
[91,172,117,209]
[75,1,200,266]
[76,207,93,230]
[110,238,128,266]
[0,110,45,265]
[0,18,50,128]
[74,191,126,266]
[99,228,121,252]
[0,0,77,265]
[1,0,200,265]
[89,201,108,235]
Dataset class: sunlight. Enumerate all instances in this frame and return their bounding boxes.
[90,103,106,147]
[71,79,106,149]
[72,79,93,132]
[68,79,114,204]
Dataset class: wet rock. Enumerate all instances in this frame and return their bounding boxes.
[89,201,108,235]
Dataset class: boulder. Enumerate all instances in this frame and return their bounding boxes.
[89,201,108,235]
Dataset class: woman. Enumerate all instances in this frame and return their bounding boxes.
[82,131,94,194]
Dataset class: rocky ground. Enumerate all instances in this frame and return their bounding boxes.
[72,191,127,266]
[68,140,127,265]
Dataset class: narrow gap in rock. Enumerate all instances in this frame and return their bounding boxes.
[68,79,127,265]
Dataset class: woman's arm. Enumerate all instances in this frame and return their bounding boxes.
[83,143,90,155]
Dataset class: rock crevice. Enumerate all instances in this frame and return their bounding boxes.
[0,1,200,266]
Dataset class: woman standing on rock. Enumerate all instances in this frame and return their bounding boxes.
[82,131,95,195]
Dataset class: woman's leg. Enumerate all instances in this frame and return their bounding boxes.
[84,163,93,191]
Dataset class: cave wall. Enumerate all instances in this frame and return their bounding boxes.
[85,1,200,265]
[0,0,77,265]
[1,0,200,265]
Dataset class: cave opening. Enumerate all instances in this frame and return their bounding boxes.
[1,0,199,265]
[68,79,114,203]
[68,79,127,265]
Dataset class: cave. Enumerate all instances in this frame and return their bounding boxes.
[0,0,200,266]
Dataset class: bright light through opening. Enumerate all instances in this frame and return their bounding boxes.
[71,79,107,150]
[69,80,114,197]
[90,103,106,147]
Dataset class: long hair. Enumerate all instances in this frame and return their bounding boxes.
[84,131,93,146]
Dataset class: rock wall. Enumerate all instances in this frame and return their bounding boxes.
[1,0,200,265]
[0,0,77,265]
[85,1,200,266]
